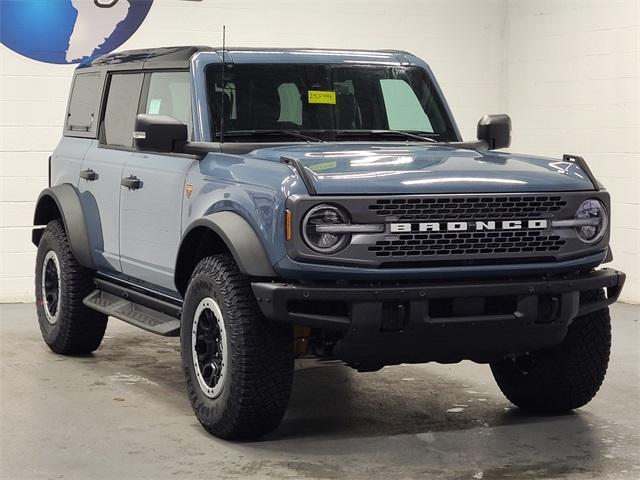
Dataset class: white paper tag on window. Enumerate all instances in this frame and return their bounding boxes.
[148,99,162,114]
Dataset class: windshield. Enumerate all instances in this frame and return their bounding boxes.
[205,63,458,142]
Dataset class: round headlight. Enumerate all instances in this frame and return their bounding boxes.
[302,204,350,253]
[575,199,608,244]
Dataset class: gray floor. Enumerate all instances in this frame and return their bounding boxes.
[0,302,638,480]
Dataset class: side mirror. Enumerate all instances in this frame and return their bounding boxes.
[134,114,187,153]
[477,114,511,150]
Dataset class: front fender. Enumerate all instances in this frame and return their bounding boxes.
[32,184,95,270]
[180,211,277,278]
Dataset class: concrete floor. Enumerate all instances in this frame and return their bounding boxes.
[0,303,638,480]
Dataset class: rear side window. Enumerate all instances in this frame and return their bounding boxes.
[144,71,192,136]
[66,73,101,136]
[102,73,144,148]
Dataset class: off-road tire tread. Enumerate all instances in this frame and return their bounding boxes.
[182,255,293,439]
[35,219,107,354]
[491,289,611,413]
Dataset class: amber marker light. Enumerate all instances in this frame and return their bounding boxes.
[285,209,293,240]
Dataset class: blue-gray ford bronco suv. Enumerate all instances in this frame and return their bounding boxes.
[33,46,626,439]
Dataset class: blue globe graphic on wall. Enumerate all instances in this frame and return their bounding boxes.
[1,0,154,64]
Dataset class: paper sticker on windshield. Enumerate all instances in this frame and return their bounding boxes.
[308,90,336,105]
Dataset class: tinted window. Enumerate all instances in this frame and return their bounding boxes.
[145,72,192,135]
[66,73,101,135]
[207,64,456,141]
[102,73,143,148]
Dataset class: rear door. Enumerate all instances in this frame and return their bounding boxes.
[119,71,194,292]
[78,72,144,272]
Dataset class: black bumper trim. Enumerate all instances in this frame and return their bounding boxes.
[252,269,625,365]
[253,268,624,327]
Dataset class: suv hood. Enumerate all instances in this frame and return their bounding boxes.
[249,143,595,194]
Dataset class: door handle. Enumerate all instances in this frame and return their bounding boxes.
[121,175,143,190]
[79,169,99,181]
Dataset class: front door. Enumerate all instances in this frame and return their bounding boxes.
[119,71,194,292]
[78,72,144,272]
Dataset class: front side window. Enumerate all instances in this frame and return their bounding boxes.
[102,73,143,148]
[145,71,192,135]
[206,64,456,142]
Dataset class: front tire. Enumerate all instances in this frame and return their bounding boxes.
[491,290,611,413]
[181,255,294,439]
[35,219,108,354]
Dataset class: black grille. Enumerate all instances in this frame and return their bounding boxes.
[369,195,567,221]
[368,230,566,258]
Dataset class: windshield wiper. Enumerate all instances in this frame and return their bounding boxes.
[216,129,323,142]
[336,129,438,143]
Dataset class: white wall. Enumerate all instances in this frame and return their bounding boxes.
[1,0,637,303]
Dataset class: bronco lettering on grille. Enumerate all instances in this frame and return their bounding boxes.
[389,219,548,233]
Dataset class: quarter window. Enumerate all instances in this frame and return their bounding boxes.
[66,73,101,135]
[102,73,144,148]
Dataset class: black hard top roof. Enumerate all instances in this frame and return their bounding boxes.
[82,46,414,70]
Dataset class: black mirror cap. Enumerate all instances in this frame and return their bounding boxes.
[477,114,511,150]
[134,114,188,153]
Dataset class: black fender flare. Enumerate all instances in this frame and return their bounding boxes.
[177,211,277,280]
[32,184,95,270]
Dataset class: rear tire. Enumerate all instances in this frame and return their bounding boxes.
[491,290,611,413]
[35,219,108,354]
[180,255,294,439]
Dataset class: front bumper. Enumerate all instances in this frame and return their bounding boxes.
[252,268,625,365]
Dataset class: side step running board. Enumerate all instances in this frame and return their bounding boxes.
[83,278,182,337]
